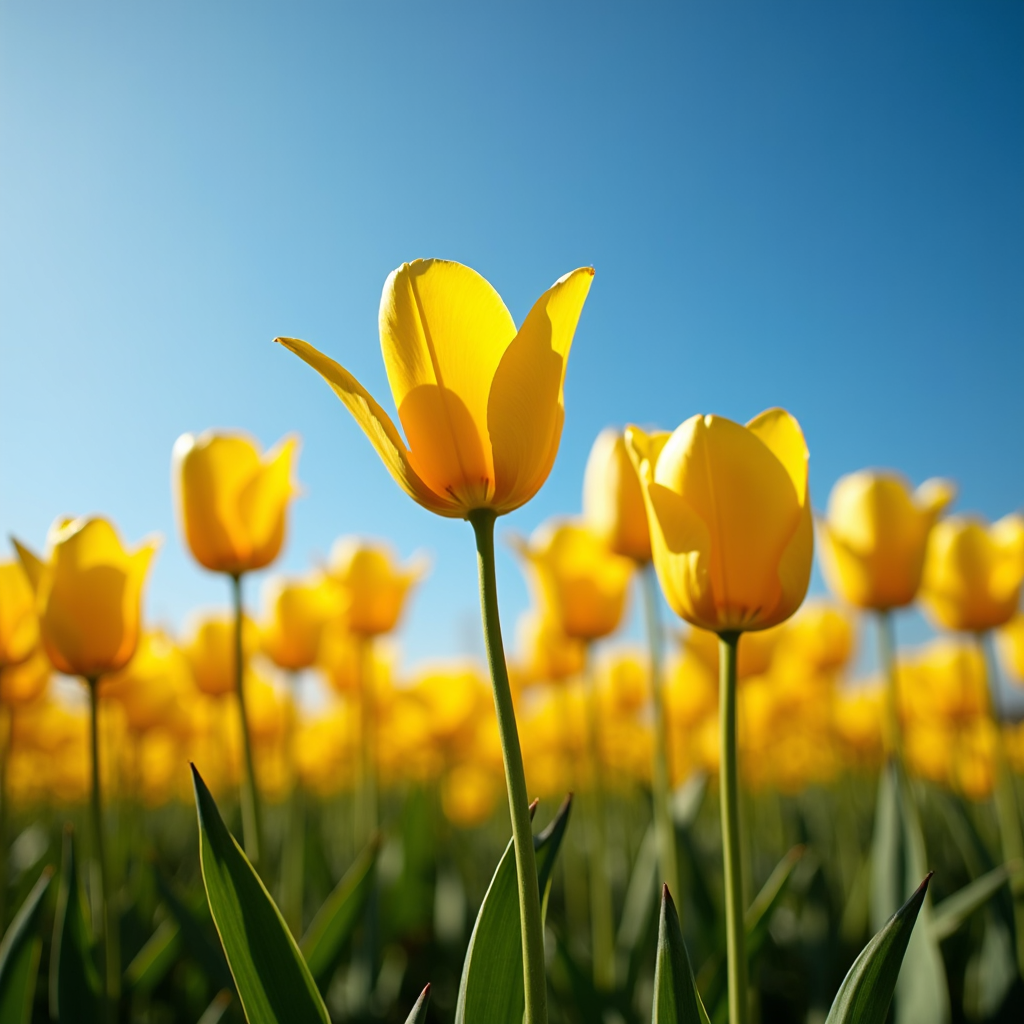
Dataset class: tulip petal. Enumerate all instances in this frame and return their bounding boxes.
[914,478,957,518]
[276,336,462,518]
[746,408,809,506]
[380,260,516,508]
[488,267,594,511]
[239,436,299,570]
[11,538,45,594]
[990,514,1024,602]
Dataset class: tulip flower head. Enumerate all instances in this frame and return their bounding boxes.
[626,409,813,634]
[13,517,158,679]
[920,513,1024,633]
[583,428,651,563]
[514,520,634,641]
[260,573,339,671]
[818,470,955,611]
[183,611,258,697]
[101,630,193,734]
[327,538,425,637]
[172,430,300,575]
[0,560,39,669]
[277,259,593,518]
[999,612,1024,686]
[516,607,586,684]
[0,649,50,707]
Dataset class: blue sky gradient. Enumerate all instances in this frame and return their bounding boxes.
[2,2,1021,681]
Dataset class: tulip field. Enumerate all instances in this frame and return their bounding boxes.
[1,258,1023,1024]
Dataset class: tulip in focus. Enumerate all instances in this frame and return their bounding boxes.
[818,470,955,611]
[920,513,1024,633]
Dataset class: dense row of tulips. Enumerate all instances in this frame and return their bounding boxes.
[0,257,1022,1023]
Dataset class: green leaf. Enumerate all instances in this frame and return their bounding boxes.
[404,983,431,1023]
[653,884,710,1024]
[824,873,931,1024]
[49,826,101,1024]
[191,764,330,1024]
[455,796,572,1024]
[932,860,1023,942]
[123,918,181,995]
[0,865,53,1024]
[745,845,804,956]
[299,836,379,993]
[197,989,235,1024]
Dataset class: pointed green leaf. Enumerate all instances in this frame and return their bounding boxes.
[824,873,931,1023]
[653,884,710,1024]
[745,845,804,955]
[404,983,431,1023]
[49,827,101,1024]
[932,860,1023,942]
[197,988,234,1024]
[123,918,181,995]
[191,764,330,1024]
[299,836,379,992]
[0,866,53,1024]
[455,796,572,1024]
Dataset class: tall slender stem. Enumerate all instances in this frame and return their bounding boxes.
[469,509,547,1024]
[583,647,615,990]
[641,563,680,903]
[231,572,262,865]
[876,611,902,761]
[87,677,118,1021]
[718,632,748,1024]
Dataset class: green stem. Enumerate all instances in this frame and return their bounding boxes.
[641,563,680,903]
[718,632,748,1024]
[876,611,903,762]
[231,573,262,865]
[583,647,615,990]
[87,677,118,1021]
[469,509,547,1024]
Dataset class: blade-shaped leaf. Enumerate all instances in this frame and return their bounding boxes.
[123,918,181,995]
[932,861,1022,942]
[404,983,431,1023]
[455,796,572,1024]
[0,866,53,1024]
[300,836,379,993]
[745,845,805,955]
[191,764,330,1024]
[49,827,101,1024]
[653,884,710,1024]
[824,873,931,1024]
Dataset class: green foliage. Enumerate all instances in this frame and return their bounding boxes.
[652,884,710,1024]
[0,865,52,1024]
[932,860,1023,941]
[404,982,431,1023]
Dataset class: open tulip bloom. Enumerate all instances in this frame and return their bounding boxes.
[278,258,593,1024]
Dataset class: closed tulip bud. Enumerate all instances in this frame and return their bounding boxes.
[327,538,424,637]
[260,573,339,671]
[13,517,158,679]
[172,430,300,575]
[183,611,258,697]
[626,409,813,634]
[516,608,586,684]
[919,513,1024,633]
[0,560,39,668]
[818,470,955,611]
[583,428,651,563]
[514,520,634,641]
[277,259,593,518]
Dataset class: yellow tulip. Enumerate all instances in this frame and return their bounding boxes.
[920,513,1024,633]
[999,612,1024,685]
[775,600,856,675]
[583,428,651,563]
[14,517,158,679]
[832,684,885,770]
[172,430,300,575]
[818,470,955,611]
[626,409,813,633]
[514,520,633,641]
[260,573,338,671]
[597,649,648,716]
[0,648,50,707]
[442,763,501,828]
[276,259,593,518]
[101,630,193,734]
[410,664,489,757]
[183,611,258,697]
[515,608,586,685]
[327,538,424,636]
[0,560,39,668]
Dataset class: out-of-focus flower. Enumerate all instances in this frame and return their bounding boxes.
[277,259,593,518]
[183,612,258,697]
[684,623,788,680]
[832,684,885,769]
[172,431,300,575]
[999,612,1024,686]
[514,520,633,641]
[410,664,490,760]
[776,601,855,675]
[516,608,586,685]
[101,630,193,734]
[442,763,501,827]
[327,538,424,636]
[597,650,648,717]
[920,514,1024,633]
[583,428,651,563]
[626,409,812,634]
[14,516,158,679]
[260,573,338,671]
[818,470,955,611]
[898,639,987,728]
[0,648,50,706]
[0,560,38,668]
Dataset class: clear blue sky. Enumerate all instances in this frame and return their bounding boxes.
[2,2,1021,679]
